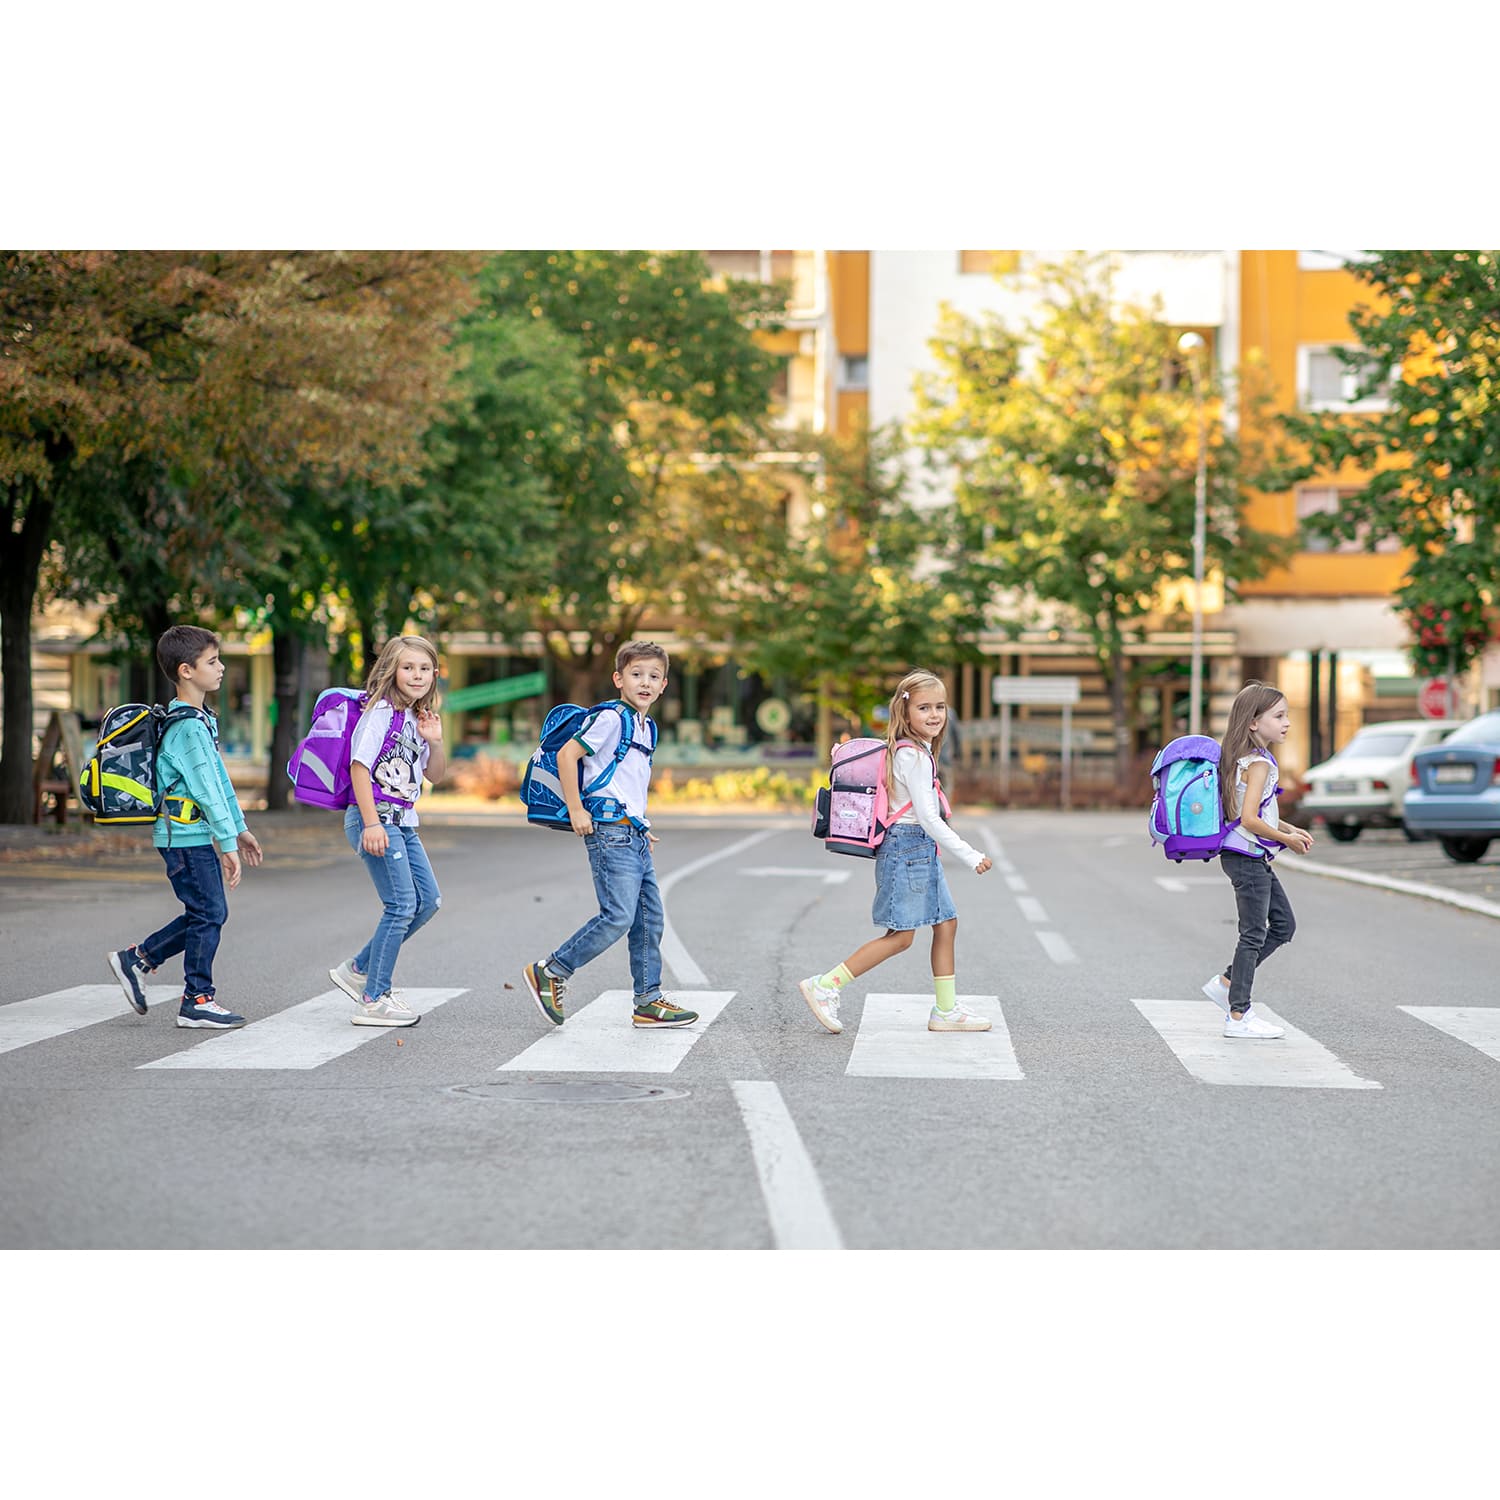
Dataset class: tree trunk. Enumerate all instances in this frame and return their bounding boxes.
[0,485,55,825]
[265,627,305,812]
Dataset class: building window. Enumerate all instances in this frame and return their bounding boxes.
[1297,344,1395,411]
[839,354,869,389]
[1295,486,1401,555]
[959,251,1021,275]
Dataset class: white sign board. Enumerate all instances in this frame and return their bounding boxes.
[991,676,1081,705]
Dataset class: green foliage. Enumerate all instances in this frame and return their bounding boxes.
[1282,250,1500,677]
[726,422,985,725]
[909,254,1291,762]
[652,765,821,808]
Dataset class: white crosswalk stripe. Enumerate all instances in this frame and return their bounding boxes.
[1397,1006,1500,1065]
[1131,999,1382,1089]
[139,988,468,1070]
[845,993,1022,1080]
[500,990,736,1074]
[0,984,182,1055]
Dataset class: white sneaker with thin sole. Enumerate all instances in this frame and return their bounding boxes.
[928,1005,992,1032]
[351,992,421,1028]
[798,975,843,1033]
[1201,973,1231,1013]
[330,960,366,1002]
[1223,1010,1284,1039]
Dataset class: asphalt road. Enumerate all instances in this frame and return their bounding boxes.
[2,809,1496,1249]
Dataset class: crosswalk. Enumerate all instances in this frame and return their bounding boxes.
[2,981,1497,1089]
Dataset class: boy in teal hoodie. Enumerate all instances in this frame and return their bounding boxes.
[106,626,263,1027]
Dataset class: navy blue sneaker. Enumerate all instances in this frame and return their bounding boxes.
[107,946,152,1015]
[177,995,246,1029]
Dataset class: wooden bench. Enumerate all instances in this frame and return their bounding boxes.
[32,711,85,825]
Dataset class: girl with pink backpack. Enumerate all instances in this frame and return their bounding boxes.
[799,670,993,1035]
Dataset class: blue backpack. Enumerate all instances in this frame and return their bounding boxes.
[1148,736,1279,861]
[520,700,658,831]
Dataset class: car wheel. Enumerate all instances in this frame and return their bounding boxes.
[1439,837,1492,864]
[1326,823,1362,843]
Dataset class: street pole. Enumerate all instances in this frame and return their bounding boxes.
[1179,332,1208,737]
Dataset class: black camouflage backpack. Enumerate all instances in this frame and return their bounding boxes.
[78,703,216,825]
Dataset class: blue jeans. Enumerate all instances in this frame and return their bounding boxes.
[548,823,664,1003]
[343,809,442,1000]
[140,844,228,1000]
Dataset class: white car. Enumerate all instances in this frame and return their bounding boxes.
[1299,718,1462,842]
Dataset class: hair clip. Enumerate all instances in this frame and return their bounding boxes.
[901,691,909,699]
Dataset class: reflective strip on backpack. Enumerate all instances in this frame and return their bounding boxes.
[295,749,339,792]
[527,763,567,802]
[100,771,156,806]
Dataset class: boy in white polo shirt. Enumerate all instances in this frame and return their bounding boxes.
[522,642,699,1030]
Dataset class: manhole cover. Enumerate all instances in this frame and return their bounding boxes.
[447,1080,689,1103]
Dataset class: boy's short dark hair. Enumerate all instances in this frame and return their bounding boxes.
[615,640,669,674]
[156,625,221,686]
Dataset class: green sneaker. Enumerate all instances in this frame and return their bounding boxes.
[523,961,567,1026]
[631,996,699,1029]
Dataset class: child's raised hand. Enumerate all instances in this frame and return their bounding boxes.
[1285,828,1313,854]
[416,710,444,744]
[974,856,993,875]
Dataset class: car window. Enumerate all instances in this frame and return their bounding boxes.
[1341,732,1413,757]
[1442,713,1500,747]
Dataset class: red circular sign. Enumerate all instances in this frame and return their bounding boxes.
[1418,678,1456,719]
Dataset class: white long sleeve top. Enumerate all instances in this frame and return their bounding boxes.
[890,741,985,870]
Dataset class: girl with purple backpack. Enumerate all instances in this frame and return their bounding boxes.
[328,636,447,1027]
[1201,681,1314,1039]
[799,670,993,1035]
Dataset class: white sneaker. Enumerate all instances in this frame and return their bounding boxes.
[928,1005,992,1032]
[330,960,366,1002]
[1200,972,1231,1013]
[351,992,421,1028]
[1223,1009,1284,1039]
[798,975,843,1034]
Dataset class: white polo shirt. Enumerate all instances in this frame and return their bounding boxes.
[574,704,655,826]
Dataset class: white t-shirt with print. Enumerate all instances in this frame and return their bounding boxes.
[1221,750,1280,858]
[575,704,655,826]
[351,700,431,824]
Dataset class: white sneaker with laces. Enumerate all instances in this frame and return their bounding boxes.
[928,1005,992,1033]
[1223,1009,1284,1039]
[798,975,843,1034]
[1201,973,1231,1013]
[330,960,366,1003]
[352,992,421,1028]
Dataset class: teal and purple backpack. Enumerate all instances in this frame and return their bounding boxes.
[1149,736,1278,861]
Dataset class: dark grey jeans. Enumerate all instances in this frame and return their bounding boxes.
[1219,850,1296,1014]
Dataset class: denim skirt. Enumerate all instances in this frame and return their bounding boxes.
[871,823,957,931]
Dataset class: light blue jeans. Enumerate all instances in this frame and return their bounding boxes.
[548,823,664,1003]
[343,809,442,1000]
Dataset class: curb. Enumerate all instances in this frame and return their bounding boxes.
[1280,856,1500,922]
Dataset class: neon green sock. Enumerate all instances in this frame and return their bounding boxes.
[934,975,957,1012]
[820,962,854,990]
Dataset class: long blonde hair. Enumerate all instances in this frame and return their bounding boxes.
[1218,680,1284,817]
[884,669,949,795]
[362,635,441,715]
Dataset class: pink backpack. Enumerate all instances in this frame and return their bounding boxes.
[811,737,951,859]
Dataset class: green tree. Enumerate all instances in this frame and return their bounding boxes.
[476,251,786,703]
[5,251,474,821]
[1282,250,1500,681]
[728,423,985,752]
[910,254,1290,777]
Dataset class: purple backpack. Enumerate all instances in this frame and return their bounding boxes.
[286,688,405,810]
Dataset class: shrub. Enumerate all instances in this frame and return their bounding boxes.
[652,766,822,809]
[449,754,521,800]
